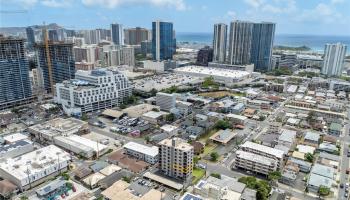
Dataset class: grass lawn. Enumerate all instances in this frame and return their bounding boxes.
[198,91,246,98]
[192,167,205,184]
[202,144,216,156]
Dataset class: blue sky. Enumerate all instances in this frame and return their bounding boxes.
[1,0,350,35]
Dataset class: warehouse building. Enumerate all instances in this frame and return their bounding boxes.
[0,139,34,159]
[174,66,251,86]
[28,117,89,142]
[54,135,108,159]
[123,142,159,164]
[0,145,70,191]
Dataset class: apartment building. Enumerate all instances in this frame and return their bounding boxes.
[158,138,194,183]
[54,69,132,116]
[123,142,159,164]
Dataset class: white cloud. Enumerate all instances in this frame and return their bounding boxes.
[296,3,343,24]
[227,11,236,18]
[331,0,344,4]
[41,0,72,7]
[81,0,187,10]
[244,0,264,8]
[15,0,38,8]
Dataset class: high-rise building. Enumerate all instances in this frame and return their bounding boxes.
[156,92,176,111]
[152,21,175,61]
[213,23,227,63]
[250,22,275,72]
[228,21,253,65]
[196,46,213,66]
[111,23,123,45]
[322,43,347,77]
[54,69,132,116]
[121,46,135,67]
[124,27,151,45]
[73,45,97,63]
[158,138,194,183]
[35,42,75,93]
[0,36,32,108]
[26,27,35,50]
[141,40,152,56]
[48,29,59,42]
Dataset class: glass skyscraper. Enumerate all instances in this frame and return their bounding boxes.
[0,36,32,107]
[213,23,227,63]
[26,27,35,50]
[152,21,175,61]
[111,23,123,45]
[250,22,275,72]
[228,21,253,65]
[36,42,75,93]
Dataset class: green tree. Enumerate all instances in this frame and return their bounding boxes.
[268,171,282,181]
[210,152,219,162]
[20,196,28,200]
[210,173,221,179]
[259,115,266,121]
[60,172,70,180]
[238,176,271,200]
[193,156,201,164]
[202,76,219,89]
[81,113,89,121]
[214,120,232,130]
[145,136,150,143]
[318,185,330,197]
[166,113,175,122]
[305,153,314,162]
[150,88,158,96]
[152,108,160,112]
[122,176,131,183]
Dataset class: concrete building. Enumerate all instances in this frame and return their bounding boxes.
[28,117,88,142]
[152,21,175,61]
[240,141,285,169]
[158,138,194,183]
[174,66,251,86]
[196,46,213,66]
[54,69,132,116]
[228,21,253,65]
[156,92,176,111]
[0,36,32,109]
[35,42,75,93]
[235,150,278,175]
[124,27,150,45]
[322,43,347,76]
[123,142,159,164]
[213,23,227,63]
[143,60,176,72]
[54,135,108,159]
[0,145,70,191]
[121,46,135,67]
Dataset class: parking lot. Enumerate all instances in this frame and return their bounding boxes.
[133,73,201,92]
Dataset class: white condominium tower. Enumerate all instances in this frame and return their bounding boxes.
[322,43,347,77]
[158,138,194,183]
[228,20,253,65]
[213,23,227,63]
[54,69,132,116]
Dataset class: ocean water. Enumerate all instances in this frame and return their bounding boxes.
[176,32,350,54]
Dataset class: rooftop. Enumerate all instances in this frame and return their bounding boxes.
[304,132,320,142]
[0,145,70,180]
[311,164,336,179]
[236,150,276,166]
[174,66,251,78]
[3,133,28,143]
[226,113,248,121]
[158,138,193,151]
[329,122,342,131]
[210,129,237,144]
[241,141,285,159]
[123,142,159,157]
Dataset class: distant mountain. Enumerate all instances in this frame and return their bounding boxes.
[0,23,63,36]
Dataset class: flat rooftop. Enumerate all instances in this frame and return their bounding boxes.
[122,104,160,118]
[236,150,276,166]
[143,172,183,190]
[123,142,158,157]
[158,138,193,151]
[29,117,87,137]
[0,145,70,180]
[210,129,237,144]
[174,66,250,78]
[3,133,28,143]
[241,141,285,159]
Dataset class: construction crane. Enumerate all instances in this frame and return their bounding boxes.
[42,22,55,94]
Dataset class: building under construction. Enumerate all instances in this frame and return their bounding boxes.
[0,35,34,110]
[35,41,75,93]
